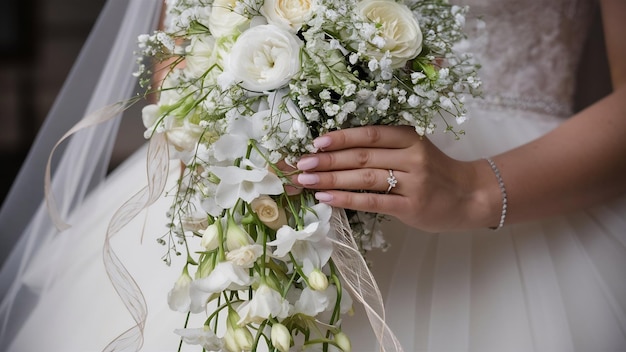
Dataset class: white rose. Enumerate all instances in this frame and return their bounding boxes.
[261,0,316,32]
[166,119,204,152]
[209,0,250,38]
[251,195,288,230]
[227,24,302,92]
[185,35,217,79]
[357,0,423,68]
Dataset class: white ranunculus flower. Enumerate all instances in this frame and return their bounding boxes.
[261,0,316,32]
[209,0,250,38]
[227,24,302,92]
[357,0,423,68]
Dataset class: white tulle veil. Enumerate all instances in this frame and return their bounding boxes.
[0,0,162,349]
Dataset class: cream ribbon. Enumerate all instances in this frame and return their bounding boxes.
[330,207,405,352]
[44,101,170,351]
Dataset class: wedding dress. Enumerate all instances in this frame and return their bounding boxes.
[1,0,625,351]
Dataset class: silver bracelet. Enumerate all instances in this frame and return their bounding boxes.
[484,157,507,230]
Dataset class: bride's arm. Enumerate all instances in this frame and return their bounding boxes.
[291,0,626,232]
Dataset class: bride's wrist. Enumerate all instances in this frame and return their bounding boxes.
[464,158,507,230]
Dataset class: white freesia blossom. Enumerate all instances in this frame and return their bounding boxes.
[212,115,265,162]
[268,203,332,257]
[226,244,263,268]
[190,261,253,313]
[227,24,302,92]
[210,159,284,209]
[293,286,331,316]
[174,326,223,351]
[167,267,192,313]
[357,0,423,68]
[209,0,250,38]
[237,284,291,325]
[295,285,353,321]
[261,0,316,32]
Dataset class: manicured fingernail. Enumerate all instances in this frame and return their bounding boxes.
[297,173,319,185]
[313,136,332,149]
[315,192,333,202]
[297,157,319,171]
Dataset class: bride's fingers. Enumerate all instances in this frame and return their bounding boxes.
[297,148,412,173]
[296,169,405,194]
[313,125,419,151]
[313,190,412,216]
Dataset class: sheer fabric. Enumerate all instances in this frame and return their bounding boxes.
[0,0,161,349]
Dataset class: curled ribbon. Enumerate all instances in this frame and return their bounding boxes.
[102,132,169,351]
[330,207,405,352]
[44,101,170,351]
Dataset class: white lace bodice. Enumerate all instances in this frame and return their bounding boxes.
[460,0,597,117]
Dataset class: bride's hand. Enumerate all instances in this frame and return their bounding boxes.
[293,125,502,232]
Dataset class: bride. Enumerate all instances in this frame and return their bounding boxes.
[1,0,625,351]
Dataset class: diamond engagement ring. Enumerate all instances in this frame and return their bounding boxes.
[386,169,398,194]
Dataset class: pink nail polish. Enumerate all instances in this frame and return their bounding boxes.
[313,136,332,149]
[315,192,333,202]
[298,173,319,185]
[297,157,319,171]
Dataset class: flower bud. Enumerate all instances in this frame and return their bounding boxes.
[308,269,329,291]
[226,216,252,251]
[234,327,254,351]
[270,323,291,352]
[201,223,220,251]
[334,332,352,352]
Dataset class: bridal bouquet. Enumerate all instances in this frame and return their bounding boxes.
[134,0,480,350]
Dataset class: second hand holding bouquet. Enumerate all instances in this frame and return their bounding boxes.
[132,0,481,351]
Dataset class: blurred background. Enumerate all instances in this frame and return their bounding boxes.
[0,0,149,205]
[0,1,612,207]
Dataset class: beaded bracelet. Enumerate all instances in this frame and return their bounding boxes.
[484,157,507,230]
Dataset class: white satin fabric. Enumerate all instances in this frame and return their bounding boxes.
[2,0,626,351]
